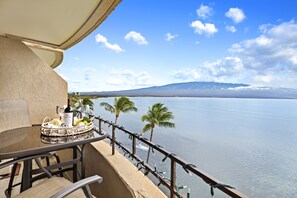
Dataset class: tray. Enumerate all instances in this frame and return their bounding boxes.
[41,117,94,137]
[41,131,95,144]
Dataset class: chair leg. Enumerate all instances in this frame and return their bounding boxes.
[83,185,93,198]
[53,153,64,177]
[5,163,18,198]
[45,156,50,167]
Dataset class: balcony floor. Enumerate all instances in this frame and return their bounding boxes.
[0,157,57,197]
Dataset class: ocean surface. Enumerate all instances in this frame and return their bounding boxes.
[92,97,297,197]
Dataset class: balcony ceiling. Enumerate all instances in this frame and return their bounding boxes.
[0,0,121,68]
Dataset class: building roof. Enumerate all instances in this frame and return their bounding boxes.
[0,0,121,68]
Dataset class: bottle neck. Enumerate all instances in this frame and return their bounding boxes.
[67,99,71,107]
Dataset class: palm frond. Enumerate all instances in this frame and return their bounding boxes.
[100,102,115,114]
[158,121,175,128]
[82,98,94,110]
[141,102,175,133]
[159,112,174,121]
[142,124,152,133]
[100,96,138,122]
[141,115,149,122]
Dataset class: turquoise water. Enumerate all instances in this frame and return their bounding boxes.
[92,97,297,197]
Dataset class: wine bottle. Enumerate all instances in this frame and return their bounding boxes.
[64,98,73,127]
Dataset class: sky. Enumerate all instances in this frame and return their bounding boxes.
[55,0,297,92]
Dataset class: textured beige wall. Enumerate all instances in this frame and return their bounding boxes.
[85,141,166,198]
[57,141,166,198]
[0,36,67,124]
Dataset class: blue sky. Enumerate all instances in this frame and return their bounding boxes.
[55,0,297,92]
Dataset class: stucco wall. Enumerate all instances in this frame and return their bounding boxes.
[85,141,166,198]
[0,36,67,124]
[57,141,166,198]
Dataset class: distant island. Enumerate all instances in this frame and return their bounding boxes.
[81,82,297,99]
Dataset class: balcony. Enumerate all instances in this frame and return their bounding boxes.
[0,1,248,197]
[1,116,248,198]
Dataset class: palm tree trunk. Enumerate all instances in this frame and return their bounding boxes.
[146,128,154,163]
[115,116,118,124]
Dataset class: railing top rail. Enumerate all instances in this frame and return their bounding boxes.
[95,116,248,198]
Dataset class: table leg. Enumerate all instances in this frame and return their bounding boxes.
[81,144,90,197]
[5,163,18,197]
[20,159,32,192]
[72,147,77,182]
[81,145,86,179]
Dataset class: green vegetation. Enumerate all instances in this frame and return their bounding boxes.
[68,93,94,116]
[141,103,175,163]
[100,96,138,124]
[69,94,176,165]
[68,93,103,99]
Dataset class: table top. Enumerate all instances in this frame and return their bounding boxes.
[0,125,107,160]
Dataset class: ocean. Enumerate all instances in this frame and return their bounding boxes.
[92,97,297,197]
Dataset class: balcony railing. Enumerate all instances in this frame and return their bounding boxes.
[95,116,248,198]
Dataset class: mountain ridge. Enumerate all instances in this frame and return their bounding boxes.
[81,81,297,99]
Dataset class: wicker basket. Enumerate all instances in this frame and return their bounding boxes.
[41,131,95,144]
[41,117,94,137]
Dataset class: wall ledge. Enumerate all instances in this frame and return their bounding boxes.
[86,141,167,198]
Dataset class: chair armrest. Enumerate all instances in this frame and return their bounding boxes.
[0,153,52,169]
[50,175,103,198]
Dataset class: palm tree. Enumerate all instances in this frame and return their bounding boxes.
[141,103,175,163]
[70,95,94,117]
[100,96,138,124]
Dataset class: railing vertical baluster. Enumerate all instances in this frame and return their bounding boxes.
[170,159,177,198]
[98,118,101,132]
[112,125,115,155]
[132,135,136,155]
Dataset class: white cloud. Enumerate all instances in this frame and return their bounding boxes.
[229,20,297,72]
[100,64,106,69]
[191,20,218,37]
[165,33,178,41]
[74,57,80,61]
[82,67,96,73]
[170,68,203,81]
[226,25,237,33]
[228,85,270,90]
[82,67,96,81]
[124,31,148,45]
[196,4,213,19]
[171,19,297,88]
[225,8,246,23]
[171,57,243,82]
[203,57,244,77]
[106,78,123,85]
[259,23,272,33]
[253,75,274,83]
[108,69,152,87]
[69,80,84,84]
[95,34,124,53]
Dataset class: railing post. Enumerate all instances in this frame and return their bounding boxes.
[132,135,136,155]
[170,159,177,198]
[98,118,101,132]
[112,125,115,155]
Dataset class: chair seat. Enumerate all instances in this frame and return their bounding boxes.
[14,177,87,198]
